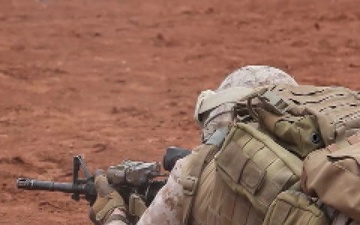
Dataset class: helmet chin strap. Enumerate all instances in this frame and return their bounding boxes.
[194,89,216,126]
[200,111,234,143]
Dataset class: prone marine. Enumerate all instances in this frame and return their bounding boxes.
[19,65,360,225]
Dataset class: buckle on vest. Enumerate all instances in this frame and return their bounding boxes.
[181,176,198,196]
[259,90,289,115]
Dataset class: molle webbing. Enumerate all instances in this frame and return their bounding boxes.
[263,191,330,225]
[180,128,229,225]
[215,123,303,215]
[325,132,360,153]
[268,84,360,145]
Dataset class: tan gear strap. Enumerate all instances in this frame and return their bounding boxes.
[246,88,289,121]
[194,86,258,124]
[180,128,229,225]
[128,193,147,218]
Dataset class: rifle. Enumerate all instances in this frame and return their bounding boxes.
[16,147,191,219]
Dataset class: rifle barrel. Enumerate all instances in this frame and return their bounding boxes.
[16,178,87,194]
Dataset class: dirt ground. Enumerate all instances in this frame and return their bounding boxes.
[0,0,359,224]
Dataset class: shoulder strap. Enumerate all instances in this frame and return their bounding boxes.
[180,127,229,225]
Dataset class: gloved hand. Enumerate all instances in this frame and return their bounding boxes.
[89,169,128,225]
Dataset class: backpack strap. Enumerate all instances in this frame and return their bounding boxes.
[246,89,290,120]
[180,127,229,225]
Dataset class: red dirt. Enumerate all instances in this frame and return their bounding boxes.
[0,0,359,224]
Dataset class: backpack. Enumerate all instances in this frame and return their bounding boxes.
[181,84,360,225]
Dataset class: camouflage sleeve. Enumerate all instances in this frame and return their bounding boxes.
[136,157,185,225]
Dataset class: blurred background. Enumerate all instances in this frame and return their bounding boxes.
[0,0,359,224]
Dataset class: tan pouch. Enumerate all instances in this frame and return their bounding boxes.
[302,134,360,222]
[263,190,330,225]
[256,108,324,158]
[215,122,303,215]
[268,85,360,145]
[246,84,360,150]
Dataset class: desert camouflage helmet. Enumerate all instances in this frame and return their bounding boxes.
[196,65,298,142]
